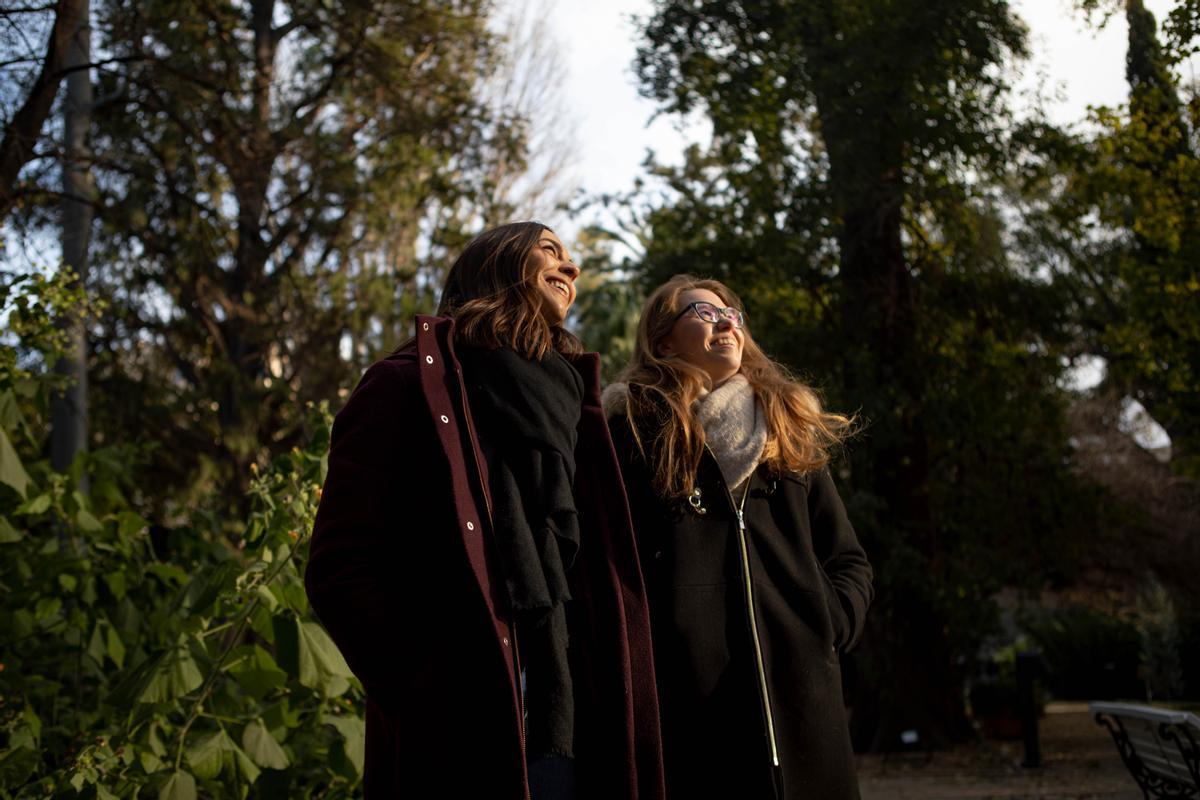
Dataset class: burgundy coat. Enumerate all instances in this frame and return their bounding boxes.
[305,316,665,799]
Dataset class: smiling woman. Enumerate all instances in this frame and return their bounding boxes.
[604,274,872,799]
[305,221,665,800]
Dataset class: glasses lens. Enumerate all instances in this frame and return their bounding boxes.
[726,308,744,328]
[694,302,721,323]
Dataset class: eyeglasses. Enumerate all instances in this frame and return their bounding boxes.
[674,301,746,329]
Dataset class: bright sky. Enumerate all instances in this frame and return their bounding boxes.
[544,0,1181,238]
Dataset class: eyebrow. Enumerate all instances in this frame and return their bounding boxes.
[539,238,566,258]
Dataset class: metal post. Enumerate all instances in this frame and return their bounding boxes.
[1017,651,1042,767]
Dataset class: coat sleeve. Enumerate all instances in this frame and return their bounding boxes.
[304,359,418,704]
[807,469,874,652]
[605,413,667,568]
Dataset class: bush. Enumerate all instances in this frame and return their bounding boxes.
[0,271,364,798]
[1022,606,1142,701]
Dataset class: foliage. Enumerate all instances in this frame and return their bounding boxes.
[1022,607,1142,701]
[1021,0,1200,474]
[628,0,1111,747]
[0,274,365,798]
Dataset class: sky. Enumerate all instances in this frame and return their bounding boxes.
[543,0,1181,238]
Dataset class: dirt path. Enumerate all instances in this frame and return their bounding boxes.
[856,703,1141,799]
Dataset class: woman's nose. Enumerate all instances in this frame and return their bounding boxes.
[559,261,581,281]
[714,315,734,331]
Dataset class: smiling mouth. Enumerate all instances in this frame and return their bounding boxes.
[711,336,737,348]
[546,276,571,300]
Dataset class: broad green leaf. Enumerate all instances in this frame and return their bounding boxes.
[0,391,30,440]
[87,624,107,665]
[19,493,50,515]
[228,646,287,699]
[103,570,127,600]
[180,562,236,614]
[117,511,147,539]
[0,746,39,788]
[323,714,365,777]
[158,769,196,800]
[186,731,230,780]
[242,720,289,769]
[273,616,353,694]
[254,584,279,612]
[76,508,102,532]
[107,625,126,668]
[58,573,78,592]
[0,516,21,543]
[229,741,260,784]
[0,426,30,499]
[109,643,204,705]
[139,647,204,703]
[96,784,118,800]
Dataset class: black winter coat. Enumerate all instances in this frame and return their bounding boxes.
[608,411,873,800]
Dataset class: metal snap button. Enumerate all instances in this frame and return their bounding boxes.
[467,521,475,531]
[425,355,433,364]
[502,636,510,647]
[422,322,429,331]
[440,415,449,424]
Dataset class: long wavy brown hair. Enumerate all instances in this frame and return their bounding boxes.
[616,275,855,500]
[422,221,582,360]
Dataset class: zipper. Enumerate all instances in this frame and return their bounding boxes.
[455,363,530,797]
[705,446,782,781]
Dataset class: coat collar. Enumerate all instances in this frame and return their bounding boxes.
[413,315,603,409]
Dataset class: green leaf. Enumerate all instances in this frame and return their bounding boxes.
[186,731,230,780]
[117,511,147,539]
[109,641,204,705]
[103,570,126,600]
[323,714,365,777]
[228,646,287,699]
[107,625,126,669]
[76,507,102,532]
[158,769,196,800]
[0,426,30,499]
[0,745,39,787]
[242,719,289,769]
[273,616,353,694]
[0,516,21,543]
[87,623,107,665]
[58,573,78,592]
[19,493,50,515]
[96,784,118,800]
[229,741,260,784]
[180,562,236,614]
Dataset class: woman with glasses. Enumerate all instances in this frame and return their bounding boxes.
[603,275,873,799]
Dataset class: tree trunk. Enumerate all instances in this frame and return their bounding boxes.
[51,0,92,485]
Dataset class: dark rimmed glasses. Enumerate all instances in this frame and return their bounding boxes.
[674,301,746,329]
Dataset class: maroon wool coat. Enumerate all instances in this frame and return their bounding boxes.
[304,315,666,799]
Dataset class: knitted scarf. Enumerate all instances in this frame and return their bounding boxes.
[458,346,583,759]
[602,374,767,490]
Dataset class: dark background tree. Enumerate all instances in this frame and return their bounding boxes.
[625,0,1170,748]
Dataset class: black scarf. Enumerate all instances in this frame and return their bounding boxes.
[459,345,583,759]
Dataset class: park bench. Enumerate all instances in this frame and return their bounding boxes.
[1091,701,1200,798]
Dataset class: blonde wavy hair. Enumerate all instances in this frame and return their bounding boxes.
[616,275,855,500]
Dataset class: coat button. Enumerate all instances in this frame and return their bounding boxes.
[440,415,449,424]
[422,322,429,331]
[654,550,662,559]
[502,636,510,647]
[425,355,434,364]
[466,521,475,531]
